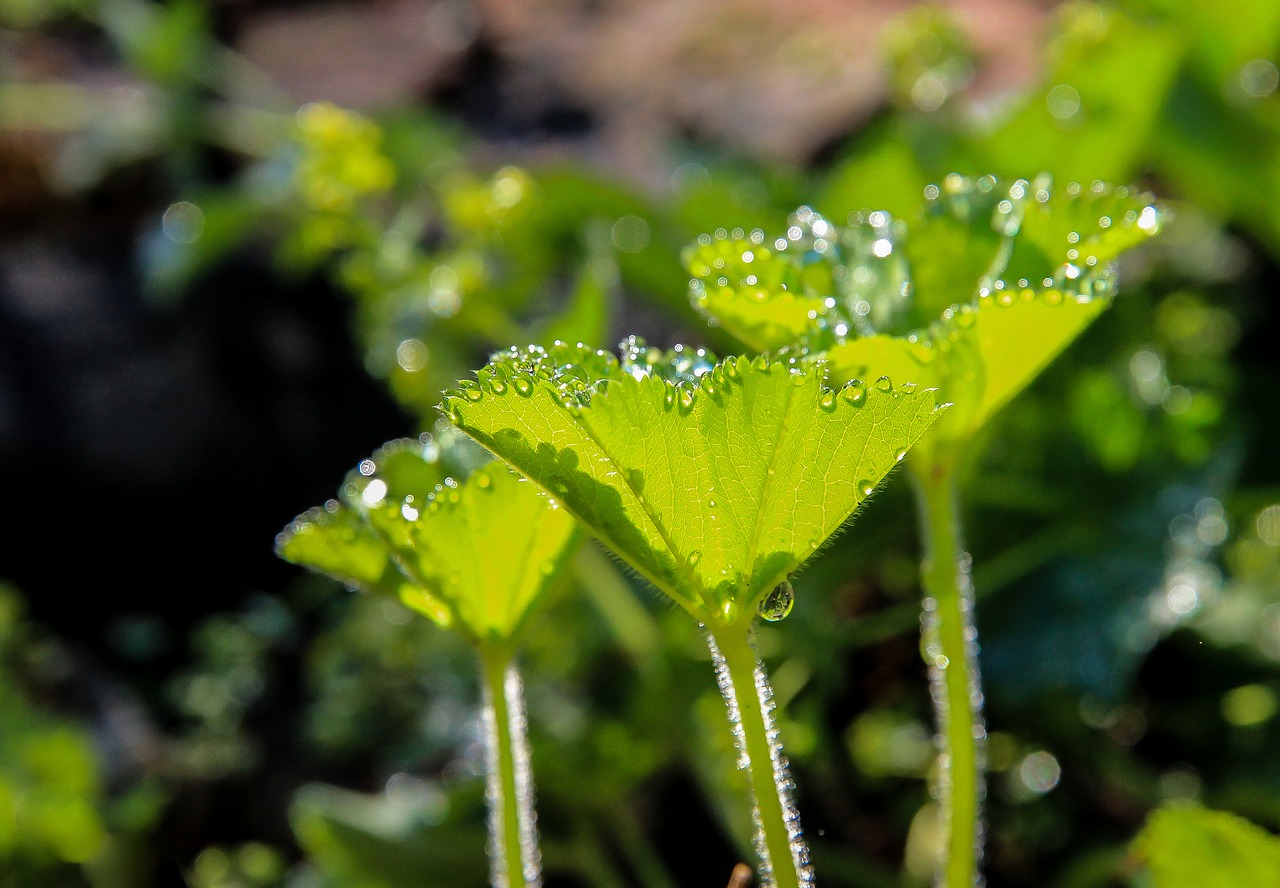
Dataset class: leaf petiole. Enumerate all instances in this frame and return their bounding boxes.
[480,643,541,888]
[913,462,985,888]
[707,625,812,888]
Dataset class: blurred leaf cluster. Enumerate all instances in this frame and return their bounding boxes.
[1,0,1279,886]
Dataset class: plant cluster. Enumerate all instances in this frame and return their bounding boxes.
[3,1,1280,887]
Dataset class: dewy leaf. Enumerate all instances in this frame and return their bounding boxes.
[999,179,1165,291]
[1132,805,1280,888]
[828,292,1108,449]
[388,462,580,644]
[277,437,579,646]
[276,503,405,599]
[804,176,1162,452]
[839,210,915,335]
[442,343,945,627]
[684,217,848,353]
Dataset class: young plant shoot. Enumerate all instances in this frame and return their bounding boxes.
[684,174,1164,886]
[442,339,945,888]
[276,436,580,888]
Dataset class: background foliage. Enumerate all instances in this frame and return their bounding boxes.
[0,0,1278,886]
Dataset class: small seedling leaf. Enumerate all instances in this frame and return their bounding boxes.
[277,439,578,646]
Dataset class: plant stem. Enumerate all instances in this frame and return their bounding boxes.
[479,645,541,888]
[913,465,985,888]
[707,627,812,888]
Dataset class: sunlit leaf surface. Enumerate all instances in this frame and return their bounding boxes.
[442,342,944,627]
[277,438,579,646]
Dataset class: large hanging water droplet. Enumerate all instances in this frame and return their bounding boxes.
[513,376,533,396]
[759,580,795,622]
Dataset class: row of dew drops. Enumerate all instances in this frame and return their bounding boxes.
[443,337,912,420]
[688,175,1161,346]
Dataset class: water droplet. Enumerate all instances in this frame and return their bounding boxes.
[859,479,875,497]
[679,388,696,410]
[874,376,893,393]
[819,391,837,411]
[464,388,483,402]
[759,580,795,622]
[895,447,907,462]
[475,473,492,489]
[841,380,867,406]
[687,550,702,566]
[513,377,533,396]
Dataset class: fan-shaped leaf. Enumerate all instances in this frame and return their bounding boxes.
[442,343,945,628]
[685,231,843,353]
[277,439,579,646]
[827,291,1107,449]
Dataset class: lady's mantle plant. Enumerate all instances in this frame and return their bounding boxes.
[684,174,1164,886]
[276,436,579,888]
[441,339,946,888]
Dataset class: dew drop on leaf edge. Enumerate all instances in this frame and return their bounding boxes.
[759,579,795,622]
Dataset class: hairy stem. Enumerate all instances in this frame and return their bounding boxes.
[914,466,986,888]
[707,627,812,888]
[480,646,541,888]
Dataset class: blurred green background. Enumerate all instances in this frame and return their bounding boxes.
[0,0,1278,885]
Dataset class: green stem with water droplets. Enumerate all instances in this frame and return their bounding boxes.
[914,463,985,888]
[479,644,540,888]
[708,625,811,888]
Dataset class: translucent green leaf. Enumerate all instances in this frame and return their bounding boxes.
[388,462,580,643]
[839,210,915,335]
[828,292,1108,449]
[1132,805,1280,888]
[708,177,1165,452]
[277,438,579,646]
[442,343,945,627]
[685,230,843,353]
[275,504,404,599]
[905,176,1011,325]
[1000,180,1165,290]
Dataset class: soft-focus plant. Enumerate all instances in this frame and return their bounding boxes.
[441,339,945,887]
[684,173,1164,885]
[1131,804,1280,886]
[277,435,580,888]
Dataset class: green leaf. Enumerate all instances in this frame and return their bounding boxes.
[684,228,844,353]
[442,343,945,627]
[1132,805,1280,888]
[827,292,1109,451]
[277,438,579,647]
[699,177,1164,455]
[1000,180,1165,289]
